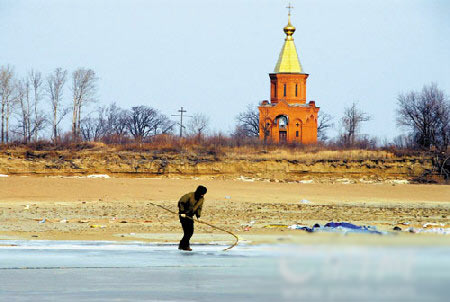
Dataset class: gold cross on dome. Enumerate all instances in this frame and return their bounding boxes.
[286,3,294,16]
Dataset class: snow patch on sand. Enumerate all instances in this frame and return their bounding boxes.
[87,174,110,179]
[387,179,409,184]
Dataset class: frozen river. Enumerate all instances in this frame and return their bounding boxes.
[0,240,449,301]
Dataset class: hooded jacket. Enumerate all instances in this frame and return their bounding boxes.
[178,192,204,218]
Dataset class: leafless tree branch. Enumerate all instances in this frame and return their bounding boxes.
[397,83,450,150]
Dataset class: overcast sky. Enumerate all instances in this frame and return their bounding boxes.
[1,0,449,140]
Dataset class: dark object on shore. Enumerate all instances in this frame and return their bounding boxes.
[393,226,402,231]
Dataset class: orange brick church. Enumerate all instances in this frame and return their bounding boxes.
[259,11,319,143]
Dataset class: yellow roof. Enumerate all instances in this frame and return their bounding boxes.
[273,16,303,73]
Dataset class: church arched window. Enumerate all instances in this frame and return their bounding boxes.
[295,84,298,97]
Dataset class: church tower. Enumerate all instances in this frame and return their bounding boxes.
[259,8,319,143]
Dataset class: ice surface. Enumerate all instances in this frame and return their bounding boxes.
[0,240,449,302]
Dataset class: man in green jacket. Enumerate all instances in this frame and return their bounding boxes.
[178,185,207,251]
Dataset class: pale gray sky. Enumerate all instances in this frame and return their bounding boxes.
[1,0,449,140]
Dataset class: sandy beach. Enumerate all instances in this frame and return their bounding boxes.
[0,176,449,245]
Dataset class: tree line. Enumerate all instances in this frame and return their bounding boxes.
[1,65,449,152]
[0,66,100,144]
[0,65,210,144]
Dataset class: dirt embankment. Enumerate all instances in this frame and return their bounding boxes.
[0,148,435,182]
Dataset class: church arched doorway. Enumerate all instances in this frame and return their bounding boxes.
[276,115,288,143]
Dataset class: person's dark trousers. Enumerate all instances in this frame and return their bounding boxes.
[179,215,194,249]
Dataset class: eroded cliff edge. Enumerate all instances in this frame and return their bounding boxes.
[0,147,436,183]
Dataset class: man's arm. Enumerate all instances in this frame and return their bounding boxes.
[195,199,204,218]
[178,194,190,214]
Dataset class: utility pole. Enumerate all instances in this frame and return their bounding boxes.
[171,107,192,137]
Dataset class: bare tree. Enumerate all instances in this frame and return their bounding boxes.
[5,83,17,144]
[71,68,98,141]
[88,103,136,143]
[317,111,334,141]
[186,113,209,138]
[392,134,416,149]
[232,125,248,139]
[235,104,260,137]
[80,109,105,142]
[15,77,46,144]
[159,115,175,135]
[125,106,170,141]
[101,103,129,137]
[15,79,31,143]
[47,68,68,144]
[259,106,272,143]
[0,65,15,144]
[339,102,370,146]
[111,106,129,136]
[397,83,450,151]
[29,70,45,142]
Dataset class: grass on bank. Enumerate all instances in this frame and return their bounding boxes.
[0,134,433,161]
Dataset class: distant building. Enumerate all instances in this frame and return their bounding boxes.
[259,12,319,144]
